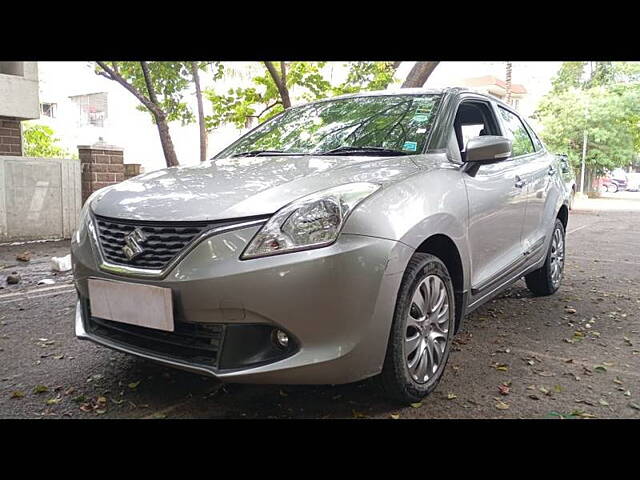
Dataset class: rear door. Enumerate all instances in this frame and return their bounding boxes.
[496,107,553,257]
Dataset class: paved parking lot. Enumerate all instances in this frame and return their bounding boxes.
[1,193,639,419]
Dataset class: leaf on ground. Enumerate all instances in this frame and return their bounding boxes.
[613,377,624,385]
[553,385,563,393]
[528,394,540,401]
[598,398,610,407]
[539,386,551,396]
[624,390,631,397]
[128,381,141,390]
[46,396,62,405]
[33,385,49,394]
[147,412,167,419]
[594,365,608,373]
[390,413,400,420]
[629,402,640,411]
[566,308,577,314]
[279,389,288,397]
[410,402,423,408]
[10,391,25,399]
[352,409,368,418]
[492,363,509,371]
[538,371,555,377]
[571,409,596,418]
[498,384,510,396]
[447,393,457,400]
[495,401,509,410]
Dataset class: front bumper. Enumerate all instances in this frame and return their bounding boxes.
[72,222,413,384]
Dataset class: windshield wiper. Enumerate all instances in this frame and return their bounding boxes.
[230,149,309,157]
[316,146,411,156]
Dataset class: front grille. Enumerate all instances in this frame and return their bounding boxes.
[93,216,219,270]
[85,310,225,368]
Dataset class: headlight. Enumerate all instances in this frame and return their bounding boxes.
[72,189,106,244]
[241,182,380,259]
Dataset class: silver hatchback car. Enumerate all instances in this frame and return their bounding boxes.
[71,88,569,403]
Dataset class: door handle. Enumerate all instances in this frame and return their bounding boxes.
[515,176,526,188]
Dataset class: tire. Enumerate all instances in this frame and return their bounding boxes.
[380,253,456,404]
[525,219,565,296]
[610,183,619,193]
[600,184,609,193]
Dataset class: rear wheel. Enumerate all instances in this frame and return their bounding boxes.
[610,182,619,193]
[525,219,565,296]
[600,184,609,193]
[380,253,455,404]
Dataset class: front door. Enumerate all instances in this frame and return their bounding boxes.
[452,99,528,293]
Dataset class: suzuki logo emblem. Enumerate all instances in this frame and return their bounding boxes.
[122,228,147,261]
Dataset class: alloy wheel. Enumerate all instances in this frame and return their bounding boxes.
[404,275,451,384]
[549,226,565,288]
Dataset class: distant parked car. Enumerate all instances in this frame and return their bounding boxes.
[557,154,576,209]
[599,175,627,193]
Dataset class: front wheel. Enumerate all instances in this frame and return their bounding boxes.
[380,253,455,404]
[525,219,565,296]
[610,183,619,193]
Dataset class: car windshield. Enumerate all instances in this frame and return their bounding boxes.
[216,94,442,158]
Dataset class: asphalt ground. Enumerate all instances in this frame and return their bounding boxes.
[1,192,639,419]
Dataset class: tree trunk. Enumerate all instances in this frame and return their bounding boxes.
[401,62,439,88]
[96,61,180,168]
[505,62,513,105]
[154,112,179,167]
[264,61,292,109]
[191,62,207,163]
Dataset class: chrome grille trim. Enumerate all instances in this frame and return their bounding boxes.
[87,213,267,279]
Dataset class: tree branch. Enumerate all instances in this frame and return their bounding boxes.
[264,61,291,109]
[402,61,439,88]
[96,61,160,116]
[140,61,162,114]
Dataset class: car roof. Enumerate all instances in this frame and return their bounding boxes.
[301,87,510,109]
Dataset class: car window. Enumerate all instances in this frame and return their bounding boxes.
[497,107,535,157]
[452,101,500,155]
[217,94,442,158]
[521,118,544,152]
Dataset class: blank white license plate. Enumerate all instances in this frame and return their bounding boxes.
[88,278,174,332]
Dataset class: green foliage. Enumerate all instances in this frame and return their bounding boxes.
[550,62,587,94]
[205,62,399,130]
[536,84,640,172]
[332,62,398,96]
[22,123,71,158]
[95,61,222,125]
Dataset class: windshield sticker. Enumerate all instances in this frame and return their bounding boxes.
[403,141,418,152]
[412,107,432,123]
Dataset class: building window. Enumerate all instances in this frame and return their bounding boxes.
[41,103,57,118]
[69,92,108,127]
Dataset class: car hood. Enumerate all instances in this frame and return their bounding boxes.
[90,155,427,222]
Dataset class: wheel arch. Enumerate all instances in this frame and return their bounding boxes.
[414,234,465,334]
[557,203,569,230]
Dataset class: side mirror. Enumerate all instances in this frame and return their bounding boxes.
[464,136,512,163]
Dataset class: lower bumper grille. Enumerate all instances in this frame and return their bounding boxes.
[83,300,224,368]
